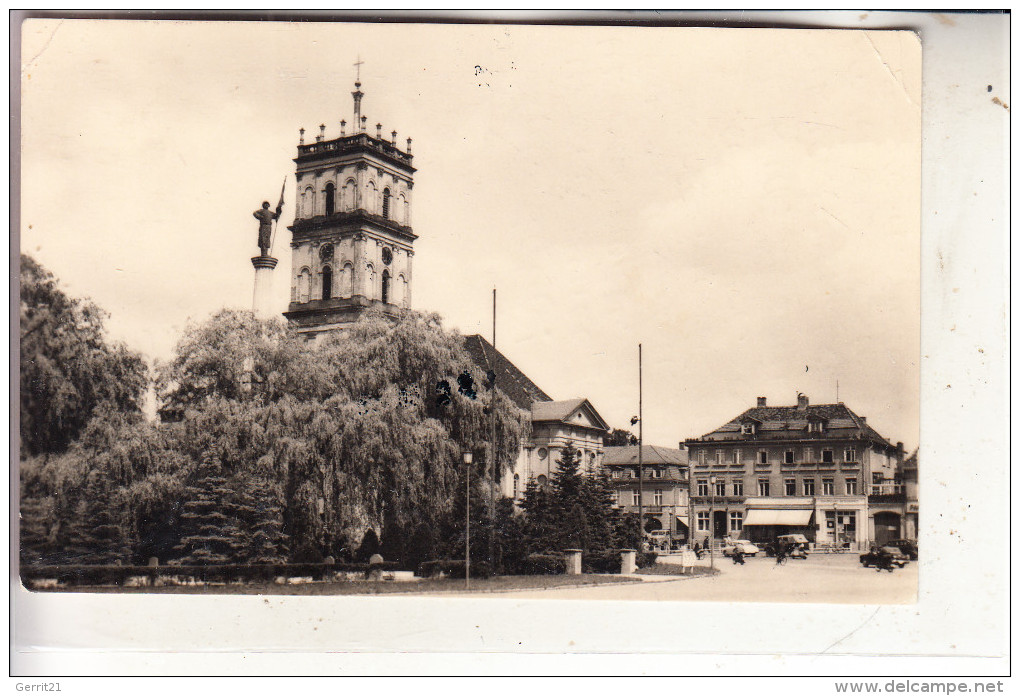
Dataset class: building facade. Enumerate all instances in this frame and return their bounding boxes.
[602,445,690,542]
[685,394,904,551]
[284,79,416,339]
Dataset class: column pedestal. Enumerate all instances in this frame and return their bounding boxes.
[251,255,279,318]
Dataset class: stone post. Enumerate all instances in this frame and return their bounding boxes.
[620,549,637,576]
[251,255,279,318]
[564,549,583,575]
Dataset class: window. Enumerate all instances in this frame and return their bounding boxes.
[758,450,768,465]
[342,263,354,297]
[536,475,548,490]
[632,489,641,506]
[822,449,834,464]
[732,449,740,464]
[732,480,743,496]
[653,489,663,505]
[697,511,710,531]
[537,448,548,461]
[324,182,335,216]
[729,511,743,532]
[698,451,706,465]
[758,479,770,496]
[803,447,813,463]
[785,478,796,496]
[845,478,858,495]
[715,480,726,496]
[381,270,390,304]
[716,451,724,465]
[822,478,834,496]
[844,447,858,462]
[785,450,795,464]
[808,420,823,433]
[513,474,520,498]
[741,423,756,435]
[382,188,391,219]
[321,266,332,300]
[697,479,709,496]
[612,469,620,479]
[298,267,311,303]
[342,179,357,211]
[803,479,815,496]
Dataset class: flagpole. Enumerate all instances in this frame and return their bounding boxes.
[268,176,287,256]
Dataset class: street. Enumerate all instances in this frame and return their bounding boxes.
[483,552,918,603]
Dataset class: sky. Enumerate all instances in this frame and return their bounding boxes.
[19,19,921,450]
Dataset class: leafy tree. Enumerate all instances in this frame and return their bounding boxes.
[604,428,638,447]
[19,254,148,457]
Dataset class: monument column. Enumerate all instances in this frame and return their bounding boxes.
[251,255,279,318]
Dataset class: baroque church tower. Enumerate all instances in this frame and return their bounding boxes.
[284,75,416,339]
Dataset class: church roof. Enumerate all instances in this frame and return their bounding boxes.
[531,398,610,432]
[462,334,552,411]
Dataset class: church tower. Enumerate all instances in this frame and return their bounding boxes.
[283,74,416,339]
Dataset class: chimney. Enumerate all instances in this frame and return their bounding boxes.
[797,393,809,409]
[299,127,305,145]
[756,396,767,407]
[376,123,382,139]
[340,120,346,136]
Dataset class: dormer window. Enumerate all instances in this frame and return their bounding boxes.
[741,423,756,435]
[808,420,825,433]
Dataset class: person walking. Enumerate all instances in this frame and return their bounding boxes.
[775,541,787,566]
[732,547,745,565]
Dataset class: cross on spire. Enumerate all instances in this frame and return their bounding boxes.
[354,56,364,83]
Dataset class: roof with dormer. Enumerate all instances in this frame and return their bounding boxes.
[688,400,894,450]
[602,445,687,467]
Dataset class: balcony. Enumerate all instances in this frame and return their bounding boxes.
[868,483,905,504]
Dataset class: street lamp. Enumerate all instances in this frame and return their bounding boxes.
[709,473,717,569]
[463,450,473,589]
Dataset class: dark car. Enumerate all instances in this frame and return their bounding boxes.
[885,539,918,560]
[859,546,909,569]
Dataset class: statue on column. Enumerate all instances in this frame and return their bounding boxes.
[253,200,282,257]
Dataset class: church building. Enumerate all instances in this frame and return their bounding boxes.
[282,75,611,498]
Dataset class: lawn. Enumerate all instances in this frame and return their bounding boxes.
[41,573,642,596]
[636,564,718,577]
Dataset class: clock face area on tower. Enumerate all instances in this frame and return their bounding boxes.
[283,78,417,339]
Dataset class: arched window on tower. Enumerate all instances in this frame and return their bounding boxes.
[342,262,354,297]
[398,193,408,224]
[396,273,407,308]
[381,270,390,304]
[366,181,377,214]
[324,183,335,216]
[298,267,311,303]
[382,188,391,219]
[343,179,357,211]
[321,266,332,300]
[302,187,314,217]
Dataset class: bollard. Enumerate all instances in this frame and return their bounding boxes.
[620,549,637,576]
[564,549,583,575]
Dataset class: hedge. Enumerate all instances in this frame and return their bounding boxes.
[418,559,492,579]
[20,561,403,588]
[519,553,567,576]
[637,551,658,568]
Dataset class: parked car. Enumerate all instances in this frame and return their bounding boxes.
[859,546,910,569]
[722,539,760,557]
[885,539,918,560]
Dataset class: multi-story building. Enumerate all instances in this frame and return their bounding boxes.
[602,445,689,542]
[685,394,904,551]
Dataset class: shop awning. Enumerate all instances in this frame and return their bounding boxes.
[743,509,814,526]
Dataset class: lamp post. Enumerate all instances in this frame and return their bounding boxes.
[709,474,717,569]
[463,450,473,589]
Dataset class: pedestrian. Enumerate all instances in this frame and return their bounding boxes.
[693,541,701,560]
[732,548,745,565]
[775,542,787,565]
[875,547,894,573]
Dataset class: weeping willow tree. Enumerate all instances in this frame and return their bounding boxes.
[148,307,531,565]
